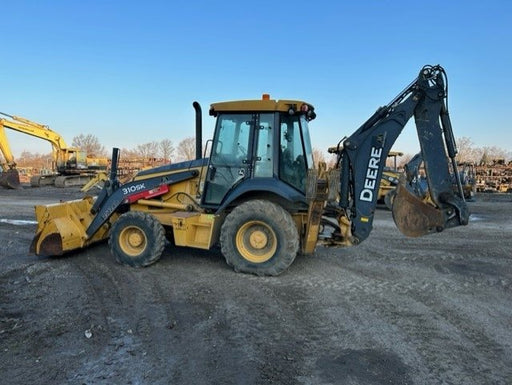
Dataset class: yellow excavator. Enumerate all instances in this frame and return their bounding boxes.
[31,65,469,275]
[0,112,108,189]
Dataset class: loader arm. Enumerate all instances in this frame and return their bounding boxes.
[334,65,469,244]
[31,147,201,256]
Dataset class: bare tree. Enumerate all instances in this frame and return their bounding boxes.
[16,151,52,171]
[72,134,106,157]
[455,137,480,163]
[312,148,326,169]
[119,147,139,159]
[176,137,196,161]
[479,150,490,166]
[136,141,160,160]
[478,146,511,164]
[453,137,511,164]
[159,139,175,162]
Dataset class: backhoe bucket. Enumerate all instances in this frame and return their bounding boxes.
[391,183,445,237]
[0,169,21,189]
[30,196,115,256]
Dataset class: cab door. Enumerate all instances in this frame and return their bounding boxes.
[202,113,253,206]
[252,113,275,178]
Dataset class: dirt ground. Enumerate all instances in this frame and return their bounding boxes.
[0,186,511,385]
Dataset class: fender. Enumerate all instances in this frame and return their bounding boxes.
[214,177,308,214]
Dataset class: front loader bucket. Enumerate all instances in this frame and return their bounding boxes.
[30,196,115,256]
[0,169,21,189]
[391,183,445,237]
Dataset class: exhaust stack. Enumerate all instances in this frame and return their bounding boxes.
[193,102,202,160]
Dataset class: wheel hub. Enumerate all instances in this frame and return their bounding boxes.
[249,230,268,249]
[236,221,277,263]
[119,226,147,256]
[128,231,144,248]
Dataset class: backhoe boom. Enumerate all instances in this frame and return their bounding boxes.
[332,65,469,244]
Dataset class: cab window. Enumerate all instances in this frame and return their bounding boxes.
[279,115,308,191]
[253,113,274,177]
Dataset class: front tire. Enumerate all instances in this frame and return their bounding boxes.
[109,211,166,267]
[220,200,299,276]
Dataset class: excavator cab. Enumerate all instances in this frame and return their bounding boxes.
[202,97,315,209]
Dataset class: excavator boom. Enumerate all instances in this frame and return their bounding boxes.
[332,65,468,244]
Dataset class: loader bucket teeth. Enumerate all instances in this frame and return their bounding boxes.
[391,183,445,237]
[0,169,21,189]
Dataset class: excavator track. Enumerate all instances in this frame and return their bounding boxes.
[30,175,57,187]
[54,174,97,188]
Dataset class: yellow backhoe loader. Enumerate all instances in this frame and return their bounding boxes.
[0,112,108,189]
[31,65,469,275]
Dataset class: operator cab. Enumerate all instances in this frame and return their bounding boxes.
[201,95,316,207]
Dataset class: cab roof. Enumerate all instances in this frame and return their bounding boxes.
[209,96,315,120]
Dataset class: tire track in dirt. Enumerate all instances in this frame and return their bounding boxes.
[66,248,155,384]
[2,189,512,384]
[264,243,512,384]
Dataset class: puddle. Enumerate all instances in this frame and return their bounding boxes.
[0,218,38,226]
[469,214,485,222]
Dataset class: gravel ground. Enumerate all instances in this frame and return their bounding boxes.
[0,186,511,385]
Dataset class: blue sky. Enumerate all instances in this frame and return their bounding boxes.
[1,0,511,159]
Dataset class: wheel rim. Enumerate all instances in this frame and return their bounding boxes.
[119,225,147,257]
[236,220,277,263]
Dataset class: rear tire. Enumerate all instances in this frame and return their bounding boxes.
[109,211,165,267]
[220,200,299,276]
